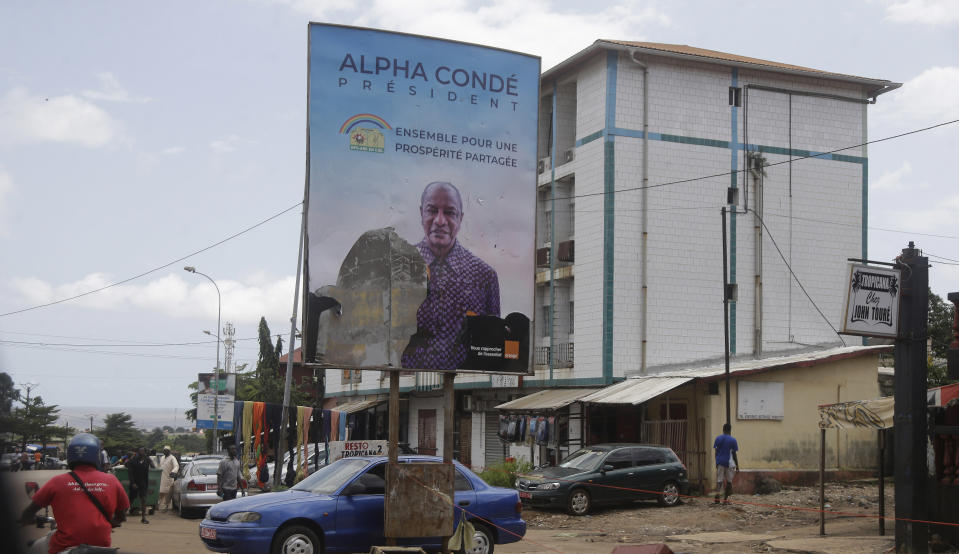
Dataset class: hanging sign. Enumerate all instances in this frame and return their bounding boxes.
[841,263,901,338]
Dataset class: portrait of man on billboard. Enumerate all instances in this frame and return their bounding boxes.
[401,181,500,370]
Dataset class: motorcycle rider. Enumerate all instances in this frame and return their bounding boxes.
[20,433,130,553]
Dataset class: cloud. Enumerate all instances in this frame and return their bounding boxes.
[262,0,671,69]
[884,0,959,25]
[0,165,13,237]
[874,193,959,234]
[9,273,296,325]
[0,87,124,147]
[873,66,959,128]
[162,146,185,155]
[871,161,913,192]
[81,72,151,103]
[210,134,243,153]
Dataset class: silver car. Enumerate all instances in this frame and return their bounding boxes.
[171,455,232,517]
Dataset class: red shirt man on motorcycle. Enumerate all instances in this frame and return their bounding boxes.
[20,433,130,554]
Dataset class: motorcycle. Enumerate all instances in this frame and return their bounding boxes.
[24,481,119,554]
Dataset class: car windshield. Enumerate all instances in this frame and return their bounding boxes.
[291,458,369,494]
[194,461,220,476]
[558,448,608,470]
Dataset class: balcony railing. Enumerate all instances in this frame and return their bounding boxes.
[534,343,574,367]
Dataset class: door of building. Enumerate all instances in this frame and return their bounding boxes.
[485,412,504,466]
[418,409,437,455]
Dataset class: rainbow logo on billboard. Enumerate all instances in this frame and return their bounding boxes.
[340,113,391,153]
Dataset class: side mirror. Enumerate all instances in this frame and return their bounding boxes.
[341,482,366,496]
[601,464,614,474]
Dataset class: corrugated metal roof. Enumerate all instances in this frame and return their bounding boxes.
[542,40,900,96]
[629,345,891,381]
[581,345,890,405]
[579,376,692,405]
[334,397,385,413]
[495,388,597,411]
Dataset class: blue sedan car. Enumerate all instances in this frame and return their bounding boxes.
[199,455,525,554]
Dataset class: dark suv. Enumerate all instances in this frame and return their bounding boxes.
[515,443,689,515]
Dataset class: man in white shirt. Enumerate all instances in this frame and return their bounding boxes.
[157,446,180,512]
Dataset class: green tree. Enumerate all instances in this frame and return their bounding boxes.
[11,395,62,451]
[96,413,144,456]
[144,427,165,449]
[0,372,18,414]
[928,288,957,388]
[236,318,309,405]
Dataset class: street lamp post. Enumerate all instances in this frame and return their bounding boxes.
[184,266,221,453]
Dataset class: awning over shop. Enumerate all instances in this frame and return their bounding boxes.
[818,396,894,429]
[335,397,386,413]
[495,388,597,411]
[580,376,692,405]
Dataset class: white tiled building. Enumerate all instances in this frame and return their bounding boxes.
[322,41,899,471]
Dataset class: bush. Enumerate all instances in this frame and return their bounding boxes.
[478,458,533,488]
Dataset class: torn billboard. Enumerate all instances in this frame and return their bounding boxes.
[305,24,539,373]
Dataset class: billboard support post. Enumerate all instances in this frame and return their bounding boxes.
[274,205,307,488]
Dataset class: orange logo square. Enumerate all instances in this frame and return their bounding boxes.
[504,340,519,360]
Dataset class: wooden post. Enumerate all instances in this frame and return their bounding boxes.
[386,371,400,547]
[820,427,826,536]
[442,372,455,554]
[878,428,885,536]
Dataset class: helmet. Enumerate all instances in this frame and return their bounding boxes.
[67,433,100,468]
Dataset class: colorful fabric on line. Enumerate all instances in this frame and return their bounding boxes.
[243,401,255,466]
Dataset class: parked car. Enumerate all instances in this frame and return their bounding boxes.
[42,456,67,469]
[247,443,327,490]
[172,455,234,517]
[200,455,526,554]
[0,453,21,471]
[515,443,689,515]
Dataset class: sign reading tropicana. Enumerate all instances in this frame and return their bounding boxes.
[841,263,901,338]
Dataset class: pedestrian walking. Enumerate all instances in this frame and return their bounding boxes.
[126,447,154,523]
[157,446,179,512]
[713,423,739,505]
[216,445,243,501]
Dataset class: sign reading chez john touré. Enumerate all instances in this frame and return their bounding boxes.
[841,263,901,338]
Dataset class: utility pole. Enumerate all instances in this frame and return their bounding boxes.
[893,241,928,552]
[85,413,97,433]
[18,382,37,450]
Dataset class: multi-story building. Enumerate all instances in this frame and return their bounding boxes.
[320,40,900,473]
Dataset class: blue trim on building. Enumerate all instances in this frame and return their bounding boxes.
[602,51,617,385]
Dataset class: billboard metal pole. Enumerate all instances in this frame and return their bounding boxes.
[274,205,307,488]
[721,208,731,427]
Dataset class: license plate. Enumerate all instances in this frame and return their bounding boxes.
[200,527,217,540]
[208,484,218,490]
[519,491,532,499]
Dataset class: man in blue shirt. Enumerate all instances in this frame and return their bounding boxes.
[713,423,739,505]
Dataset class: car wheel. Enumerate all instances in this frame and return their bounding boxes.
[658,480,681,507]
[460,522,494,554]
[272,524,322,554]
[567,488,591,516]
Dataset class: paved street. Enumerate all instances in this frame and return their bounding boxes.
[7,470,894,553]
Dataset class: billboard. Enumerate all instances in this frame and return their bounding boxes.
[306,24,539,374]
[840,263,901,338]
[196,373,235,430]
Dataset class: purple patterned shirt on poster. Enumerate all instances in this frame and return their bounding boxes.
[401,239,500,370]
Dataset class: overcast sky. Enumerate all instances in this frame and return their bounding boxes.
[1,0,957,430]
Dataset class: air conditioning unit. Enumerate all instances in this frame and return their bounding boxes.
[537,157,551,174]
[462,395,473,412]
[564,148,575,164]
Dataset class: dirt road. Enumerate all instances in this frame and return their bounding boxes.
[8,470,897,553]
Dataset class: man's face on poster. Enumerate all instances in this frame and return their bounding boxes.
[420,183,462,257]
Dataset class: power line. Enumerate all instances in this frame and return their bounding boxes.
[0,201,302,318]
[747,208,847,346]
[0,336,260,348]
[926,252,959,264]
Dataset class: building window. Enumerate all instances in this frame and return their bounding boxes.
[568,301,574,334]
[542,305,551,336]
[729,86,742,107]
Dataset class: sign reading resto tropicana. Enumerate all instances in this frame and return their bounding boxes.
[841,263,901,338]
